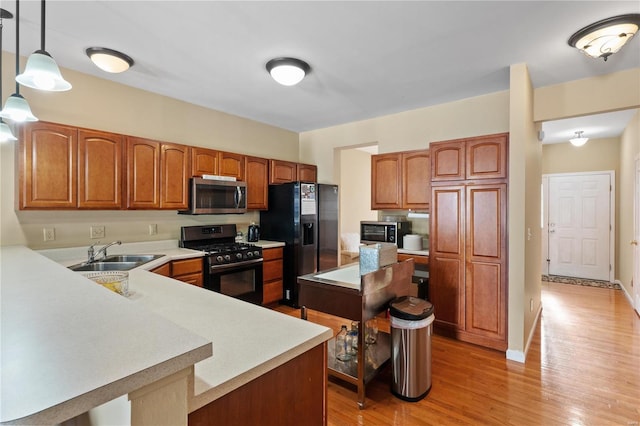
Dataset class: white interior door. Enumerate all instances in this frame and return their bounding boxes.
[634,158,640,315]
[547,173,611,281]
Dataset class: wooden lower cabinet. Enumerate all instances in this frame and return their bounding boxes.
[262,247,284,305]
[151,258,203,287]
[189,342,327,426]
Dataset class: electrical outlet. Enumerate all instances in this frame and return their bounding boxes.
[148,224,158,235]
[43,227,55,241]
[90,225,105,239]
[530,299,534,312]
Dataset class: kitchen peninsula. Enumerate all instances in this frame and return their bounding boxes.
[0,244,332,425]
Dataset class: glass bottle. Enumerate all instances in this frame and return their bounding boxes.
[347,321,358,357]
[336,325,351,361]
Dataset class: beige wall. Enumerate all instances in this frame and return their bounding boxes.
[618,110,640,295]
[338,148,376,236]
[0,52,299,249]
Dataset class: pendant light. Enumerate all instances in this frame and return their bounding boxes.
[0,8,17,141]
[569,131,588,147]
[0,0,38,122]
[16,0,71,91]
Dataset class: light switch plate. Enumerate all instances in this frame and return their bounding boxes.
[90,226,105,239]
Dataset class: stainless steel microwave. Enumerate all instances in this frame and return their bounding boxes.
[360,221,412,248]
[179,177,247,215]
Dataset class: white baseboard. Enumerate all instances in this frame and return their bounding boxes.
[506,303,543,364]
[617,279,634,307]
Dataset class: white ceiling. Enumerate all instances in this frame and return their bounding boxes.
[1,1,639,140]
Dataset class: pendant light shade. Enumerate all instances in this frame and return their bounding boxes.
[568,14,640,61]
[266,57,310,86]
[0,94,38,122]
[16,0,71,91]
[17,50,71,91]
[0,8,18,141]
[0,122,17,142]
[569,131,588,147]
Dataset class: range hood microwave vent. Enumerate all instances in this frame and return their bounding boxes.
[179,177,247,215]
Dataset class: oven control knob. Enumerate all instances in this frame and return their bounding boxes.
[224,255,231,262]
[236,253,243,260]
[216,256,224,263]
[253,251,261,258]
[247,251,253,258]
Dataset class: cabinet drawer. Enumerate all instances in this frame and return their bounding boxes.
[263,259,284,281]
[172,258,203,276]
[174,272,203,287]
[262,247,283,261]
[398,253,429,266]
[263,280,283,305]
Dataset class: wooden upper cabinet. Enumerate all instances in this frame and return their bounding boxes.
[430,140,465,182]
[126,137,160,209]
[191,147,220,177]
[297,163,317,183]
[219,151,245,181]
[20,122,78,209]
[465,133,508,180]
[78,129,123,209]
[371,153,402,209]
[402,150,430,210]
[160,143,190,210]
[270,159,298,184]
[245,156,269,210]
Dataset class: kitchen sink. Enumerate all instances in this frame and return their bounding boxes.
[101,254,164,263]
[68,254,165,272]
[69,262,140,272]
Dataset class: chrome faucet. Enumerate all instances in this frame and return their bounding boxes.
[87,241,122,263]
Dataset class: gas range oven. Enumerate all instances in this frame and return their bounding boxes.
[180,224,263,305]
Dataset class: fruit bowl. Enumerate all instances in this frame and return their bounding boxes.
[82,271,129,296]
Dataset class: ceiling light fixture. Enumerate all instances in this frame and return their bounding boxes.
[0,0,38,123]
[16,0,71,91]
[0,8,17,142]
[266,57,310,86]
[569,131,588,147]
[568,14,640,61]
[86,47,134,73]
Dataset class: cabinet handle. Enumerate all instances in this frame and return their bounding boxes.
[632,240,638,246]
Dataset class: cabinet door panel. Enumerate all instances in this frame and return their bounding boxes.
[297,163,317,183]
[371,153,402,209]
[430,256,464,328]
[245,156,269,210]
[219,151,245,181]
[466,261,503,335]
[160,143,189,209]
[402,150,430,209]
[264,259,284,282]
[467,185,505,259]
[20,122,77,209]
[127,137,160,209]
[270,159,297,184]
[430,141,465,181]
[191,147,219,176]
[431,187,464,255]
[78,130,122,209]
[466,134,508,180]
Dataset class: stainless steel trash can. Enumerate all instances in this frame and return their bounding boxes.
[389,296,435,401]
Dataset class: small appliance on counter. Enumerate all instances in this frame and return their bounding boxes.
[403,234,423,251]
[247,223,260,242]
[360,221,412,248]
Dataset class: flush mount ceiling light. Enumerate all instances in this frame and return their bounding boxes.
[86,47,134,73]
[1,0,38,123]
[568,14,640,61]
[266,57,310,86]
[570,131,589,147]
[16,0,71,91]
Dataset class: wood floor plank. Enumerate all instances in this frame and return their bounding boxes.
[275,281,640,425]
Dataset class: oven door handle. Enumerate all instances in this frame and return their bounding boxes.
[209,258,263,272]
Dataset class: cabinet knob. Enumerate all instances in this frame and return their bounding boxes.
[631,240,638,246]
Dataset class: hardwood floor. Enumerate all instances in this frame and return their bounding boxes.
[276,282,640,425]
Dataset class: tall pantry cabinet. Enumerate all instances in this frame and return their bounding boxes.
[430,133,508,351]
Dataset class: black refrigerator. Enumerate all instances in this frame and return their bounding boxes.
[260,182,317,306]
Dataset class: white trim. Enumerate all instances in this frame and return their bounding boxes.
[506,303,543,363]
[541,171,615,282]
[617,279,634,307]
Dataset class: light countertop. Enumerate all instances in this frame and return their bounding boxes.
[2,241,331,424]
[397,248,429,256]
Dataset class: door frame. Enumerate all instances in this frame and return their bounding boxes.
[634,156,640,315]
[541,171,615,282]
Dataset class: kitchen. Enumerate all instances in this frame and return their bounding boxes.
[1,1,640,425]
